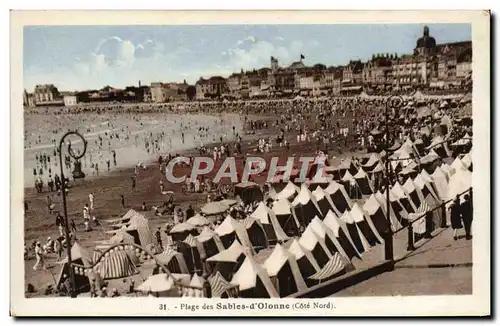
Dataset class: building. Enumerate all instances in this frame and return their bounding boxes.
[23,90,36,108]
[195,76,227,100]
[227,73,243,98]
[33,84,62,106]
[150,81,189,103]
[61,92,78,106]
[320,67,342,95]
[363,54,393,87]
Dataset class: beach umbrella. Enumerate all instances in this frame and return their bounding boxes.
[135,273,191,293]
[201,202,230,216]
[186,213,210,227]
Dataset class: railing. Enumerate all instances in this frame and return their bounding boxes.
[392,187,472,252]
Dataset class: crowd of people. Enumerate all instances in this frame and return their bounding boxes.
[24,92,473,298]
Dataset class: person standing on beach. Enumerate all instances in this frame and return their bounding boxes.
[120,194,125,209]
[131,176,136,191]
[89,193,94,211]
[33,242,45,271]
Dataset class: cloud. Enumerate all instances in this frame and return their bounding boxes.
[276,36,284,41]
[222,38,306,71]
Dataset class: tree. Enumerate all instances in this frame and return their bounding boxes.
[186,86,196,101]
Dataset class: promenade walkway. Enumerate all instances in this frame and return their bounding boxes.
[334,227,472,296]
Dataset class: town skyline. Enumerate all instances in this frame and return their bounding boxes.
[23,24,471,92]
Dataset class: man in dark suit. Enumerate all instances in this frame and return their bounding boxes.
[461,194,473,240]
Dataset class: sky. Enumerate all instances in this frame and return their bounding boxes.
[23,24,471,92]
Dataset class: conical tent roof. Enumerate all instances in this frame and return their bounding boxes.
[230,255,279,297]
[391,182,407,199]
[196,226,218,243]
[312,187,342,216]
[450,157,466,176]
[371,162,384,173]
[206,239,244,263]
[299,223,332,260]
[461,153,472,168]
[189,273,205,288]
[275,182,300,200]
[363,194,382,216]
[403,178,417,194]
[291,184,314,206]
[354,167,368,179]
[170,222,196,234]
[272,197,292,215]
[420,149,440,165]
[61,242,92,265]
[446,167,472,201]
[341,170,355,182]
[285,239,321,272]
[362,153,381,168]
[215,215,253,251]
[324,181,342,195]
[310,216,350,261]
[251,202,271,224]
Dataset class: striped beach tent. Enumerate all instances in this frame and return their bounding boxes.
[196,226,225,259]
[209,271,236,298]
[155,247,189,274]
[308,252,346,282]
[93,250,140,280]
[179,234,203,274]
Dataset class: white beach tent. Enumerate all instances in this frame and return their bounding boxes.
[446,166,472,202]
[391,182,418,213]
[350,202,385,245]
[353,167,374,195]
[364,193,402,233]
[196,226,225,258]
[230,255,279,298]
[291,184,324,227]
[285,238,321,284]
[403,177,423,209]
[263,243,307,296]
[340,210,371,254]
[206,239,245,263]
[324,181,353,214]
[272,197,300,235]
[311,186,342,217]
[215,215,254,253]
[299,224,334,267]
[378,189,410,223]
[250,202,290,244]
[309,216,356,262]
[431,166,449,201]
[322,210,361,259]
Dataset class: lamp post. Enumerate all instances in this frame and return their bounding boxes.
[58,131,87,298]
[384,95,403,261]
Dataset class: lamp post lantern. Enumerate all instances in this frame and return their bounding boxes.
[384,95,403,262]
[58,131,87,298]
